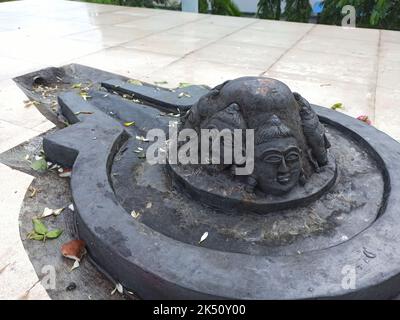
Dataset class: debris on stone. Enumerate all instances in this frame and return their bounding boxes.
[167,112,180,117]
[363,247,376,259]
[127,79,143,86]
[28,186,38,198]
[178,82,192,88]
[199,232,208,244]
[331,102,344,110]
[68,204,74,211]
[27,219,63,241]
[71,83,82,89]
[123,121,135,127]
[46,229,63,239]
[58,168,72,178]
[79,91,91,101]
[146,202,152,209]
[30,157,48,172]
[74,111,93,115]
[66,282,77,291]
[111,283,123,295]
[23,100,38,108]
[154,81,168,85]
[136,135,149,142]
[40,206,65,218]
[131,210,140,219]
[61,240,87,271]
[137,151,146,159]
[178,92,191,98]
[357,115,372,125]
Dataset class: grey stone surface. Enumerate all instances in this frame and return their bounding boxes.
[14,65,400,299]
[0,135,131,300]
[44,88,397,299]
[102,78,210,112]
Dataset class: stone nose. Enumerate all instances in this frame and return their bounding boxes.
[278,157,289,173]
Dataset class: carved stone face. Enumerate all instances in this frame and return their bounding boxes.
[254,137,302,195]
[299,105,314,120]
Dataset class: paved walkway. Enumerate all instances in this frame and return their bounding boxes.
[0,0,399,299]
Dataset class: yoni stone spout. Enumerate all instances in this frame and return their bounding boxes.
[181,76,331,196]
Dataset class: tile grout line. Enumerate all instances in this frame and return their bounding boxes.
[59,8,169,39]
[372,30,382,124]
[260,23,317,76]
[62,14,213,66]
[0,117,47,132]
[151,18,261,73]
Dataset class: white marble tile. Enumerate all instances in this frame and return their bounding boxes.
[71,46,180,78]
[0,80,52,129]
[269,48,378,86]
[223,28,305,49]
[66,25,153,47]
[374,86,400,141]
[188,40,285,70]
[0,163,49,300]
[309,24,380,43]
[145,57,264,88]
[265,71,375,119]
[123,32,213,56]
[0,120,41,154]
[295,34,378,58]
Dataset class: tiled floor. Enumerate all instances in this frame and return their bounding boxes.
[0,0,399,299]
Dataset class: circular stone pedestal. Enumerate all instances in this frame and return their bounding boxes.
[112,123,383,257]
[39,76,400,300]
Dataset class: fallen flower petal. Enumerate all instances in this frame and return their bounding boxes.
[357,115,372,125]
[61,239,86,261]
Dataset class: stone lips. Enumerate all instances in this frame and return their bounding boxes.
[43,87,399,299]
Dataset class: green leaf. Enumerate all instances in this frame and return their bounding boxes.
[127,79,143,86]
[30,158,48,172]
[33,218,48,235]
[178,82,192,88]
[79,92,91,101]
[331,103,344,110]
[123,121,135,127]
[71,83,82,89]
[27,231,45,241]
[46,229,63,239]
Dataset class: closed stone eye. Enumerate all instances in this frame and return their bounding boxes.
[286,152,299,161]
[264,155,282,163]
